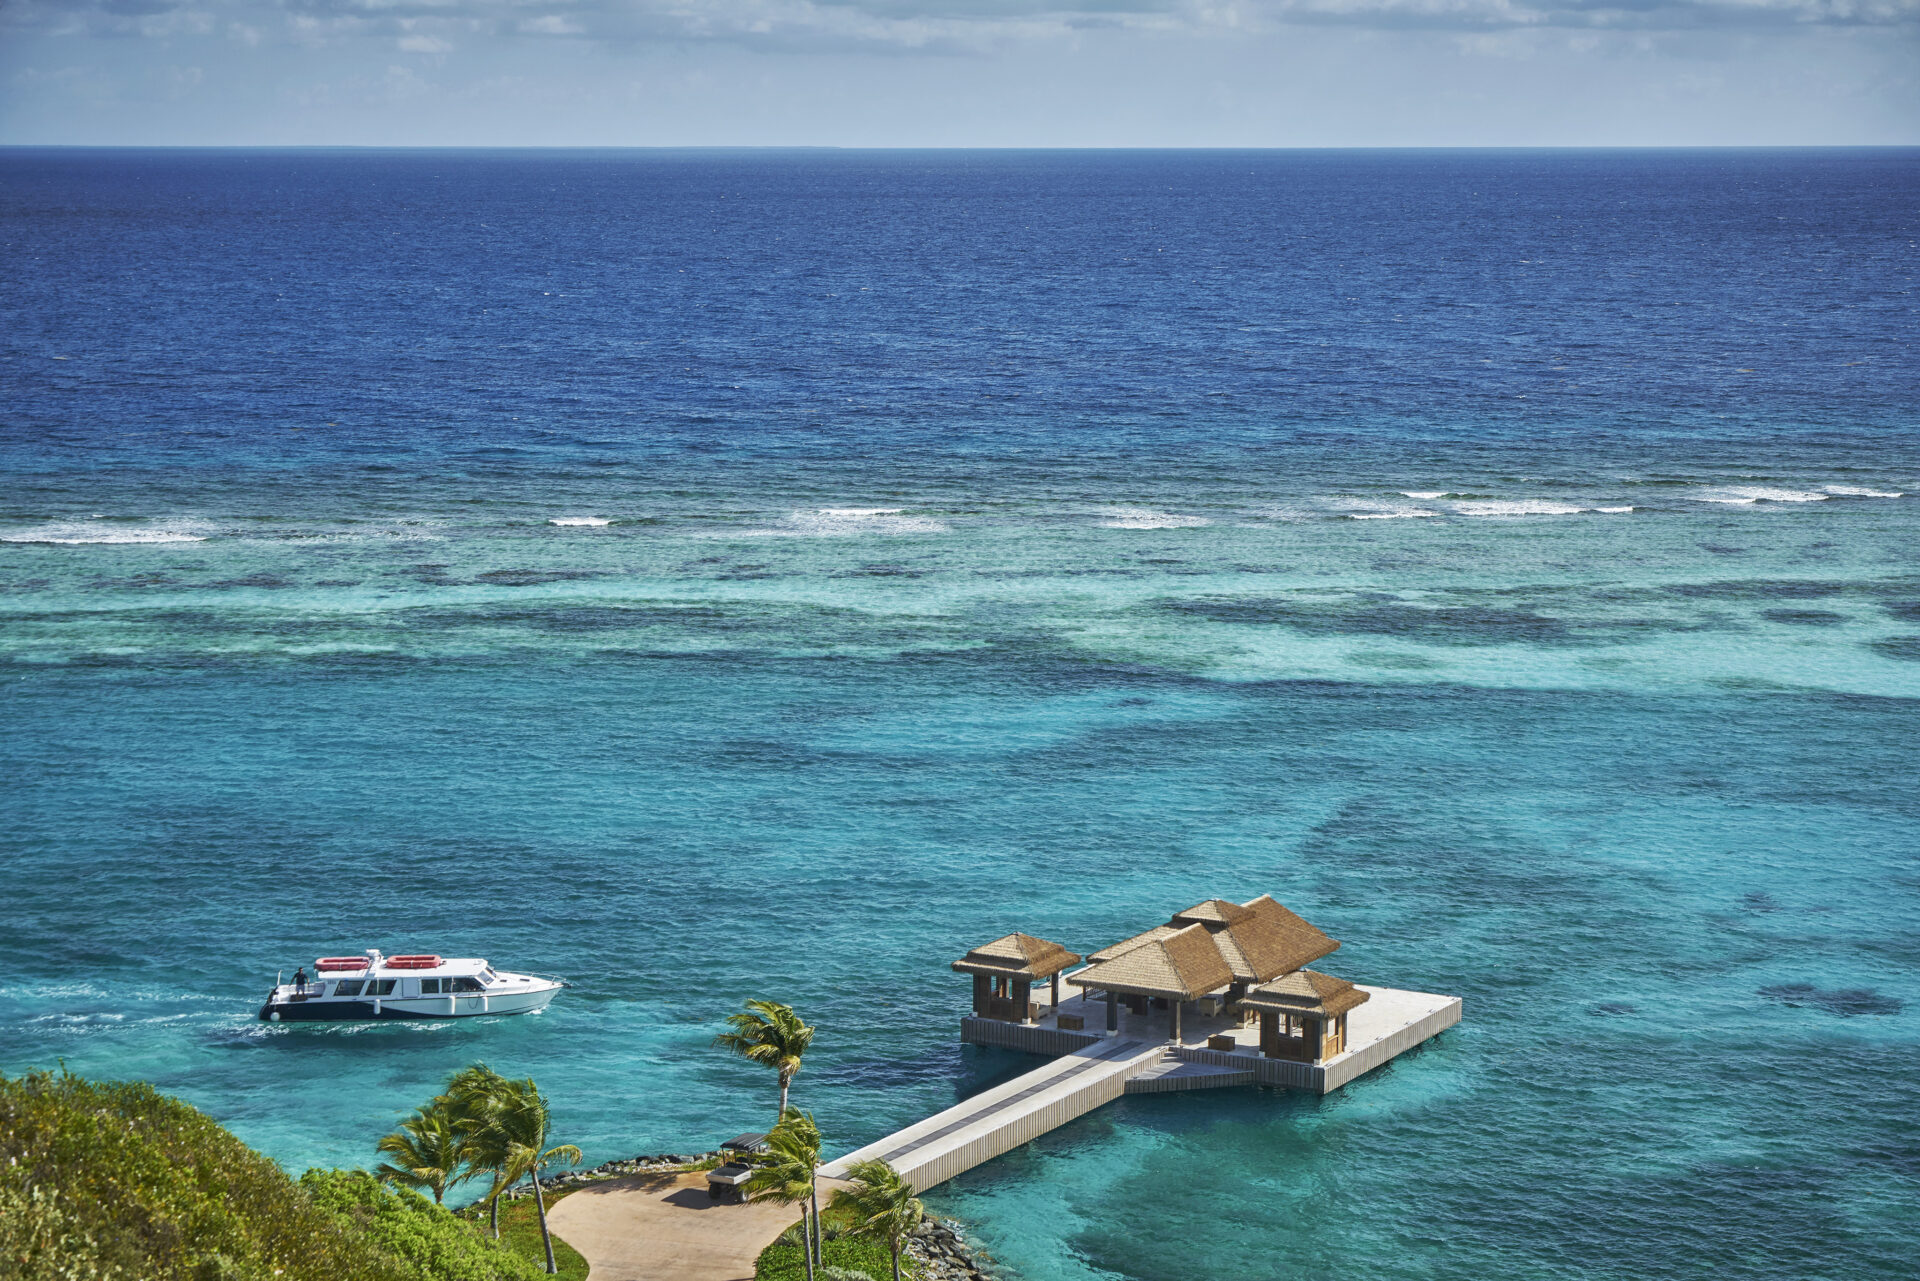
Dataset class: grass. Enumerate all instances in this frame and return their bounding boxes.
[455,1186,588,1281]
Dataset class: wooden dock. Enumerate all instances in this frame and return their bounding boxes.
[823,983,1460,1191]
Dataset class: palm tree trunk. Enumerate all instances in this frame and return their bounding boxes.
[532,1170,557,1275]
[891,1238,902,1281]
[809,1178,822,1272]
[779,1072,791,1119]
[798,1203,815,1281]
[489,1188,501,1239]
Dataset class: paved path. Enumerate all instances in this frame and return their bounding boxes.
[546,1171,806,1281]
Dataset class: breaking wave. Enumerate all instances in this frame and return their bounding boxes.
[1,523,208,545]
[1099,508,1210,529]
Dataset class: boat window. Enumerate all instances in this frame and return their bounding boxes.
[365,980,395,996]
[420,978,442,995]
[334,980,364,998]
[482,968,498,983]
[451,977,484,994]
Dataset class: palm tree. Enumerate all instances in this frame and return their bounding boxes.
[712,1000,815,1120]
[487,1077,582,1275]
[827,1159,924,1281]
[444,1063,516,1238]
[374,1104,466,1205]
[742,1108,823,1281]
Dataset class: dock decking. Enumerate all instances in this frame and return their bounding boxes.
[821,1036,1165,1189]
[823,983,1460,1191]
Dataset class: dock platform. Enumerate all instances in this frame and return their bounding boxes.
[824,983,1459,1191]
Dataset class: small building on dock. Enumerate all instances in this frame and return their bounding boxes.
[952,892,1459,1085]
[950,933,1081,1024]
[1240,969,1370,1062]
[824,892,1460,1194]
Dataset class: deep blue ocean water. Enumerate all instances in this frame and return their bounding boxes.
[3,148,1919,1279]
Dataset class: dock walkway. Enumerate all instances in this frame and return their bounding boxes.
[821,1036,1164,1189]
[824,983,1460,1192]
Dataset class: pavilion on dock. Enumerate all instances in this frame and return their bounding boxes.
[1240,969,1370,1062]
[950,933,1082,1024]
[954,894,1384,1069]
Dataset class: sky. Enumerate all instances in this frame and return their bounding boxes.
[0,0,1916,146]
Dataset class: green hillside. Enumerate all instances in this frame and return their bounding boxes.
[1,1070,544,1281]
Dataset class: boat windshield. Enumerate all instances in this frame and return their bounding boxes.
[481,967,499,983]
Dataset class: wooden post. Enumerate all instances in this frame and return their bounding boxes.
[1050,972,1061,1010]
[972,974,990,1017]
[1014,979,1032,1023]
[1105,990,1119,1036]
[1170,1000,1182,1044]
[1260,1011,1279,1058]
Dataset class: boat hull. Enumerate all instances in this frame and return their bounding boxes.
[259,986,558,1022]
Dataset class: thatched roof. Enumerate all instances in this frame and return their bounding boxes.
[950,933,1082,981]
[1066,923,1234,1001]
[1171,899,1256,928]
[1236,894,1340,977]
[1088,925,1177,963]
[1239,970,1370,1018]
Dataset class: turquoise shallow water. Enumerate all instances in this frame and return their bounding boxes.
[4,149,1920,1279]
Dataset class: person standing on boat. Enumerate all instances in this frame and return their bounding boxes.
[293,965,308,992]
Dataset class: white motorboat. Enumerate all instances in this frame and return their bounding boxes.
[258,950,562,1022]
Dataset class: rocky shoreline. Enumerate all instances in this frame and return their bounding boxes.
[498,1152,1000,1277]
[498,1150,719,1201]
[905,1216,998,1280]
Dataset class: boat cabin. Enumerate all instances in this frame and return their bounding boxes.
[297,952,503,1001]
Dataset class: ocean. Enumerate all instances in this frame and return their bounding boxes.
[2,147,1917,1279]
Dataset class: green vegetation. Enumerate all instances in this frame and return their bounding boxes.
[713,999,816,1120]
[754,1232,920,1281]
[298,1171,541,1281]
[455,1189,588,1281]
[827,1160,925,1281]
[0,1069,540,1281]
[374,1064,581,1274]
[375,1106,467,1205]
[742,1108,825,1280]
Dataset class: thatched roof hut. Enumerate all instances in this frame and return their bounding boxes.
[1239,970,1371,1019]
[1087,925,1178,963]
[1235,895,1341,978]
[951,933,1082,982]
[1066,922,1234,1002]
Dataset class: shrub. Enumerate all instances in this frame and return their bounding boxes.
[0,1070,544,1281]
[0,1070,414,1281]
[298,1170,541,1281]
[755,1234,914,1281]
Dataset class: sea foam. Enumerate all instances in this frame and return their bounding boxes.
[1,523,208,545]
[1823,485,1904,498]
[748,508,949,536]
[550,517,613,527]
[1697,486,1830,505]
[1099,508,1210,529]
[1449,499,1614,517]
